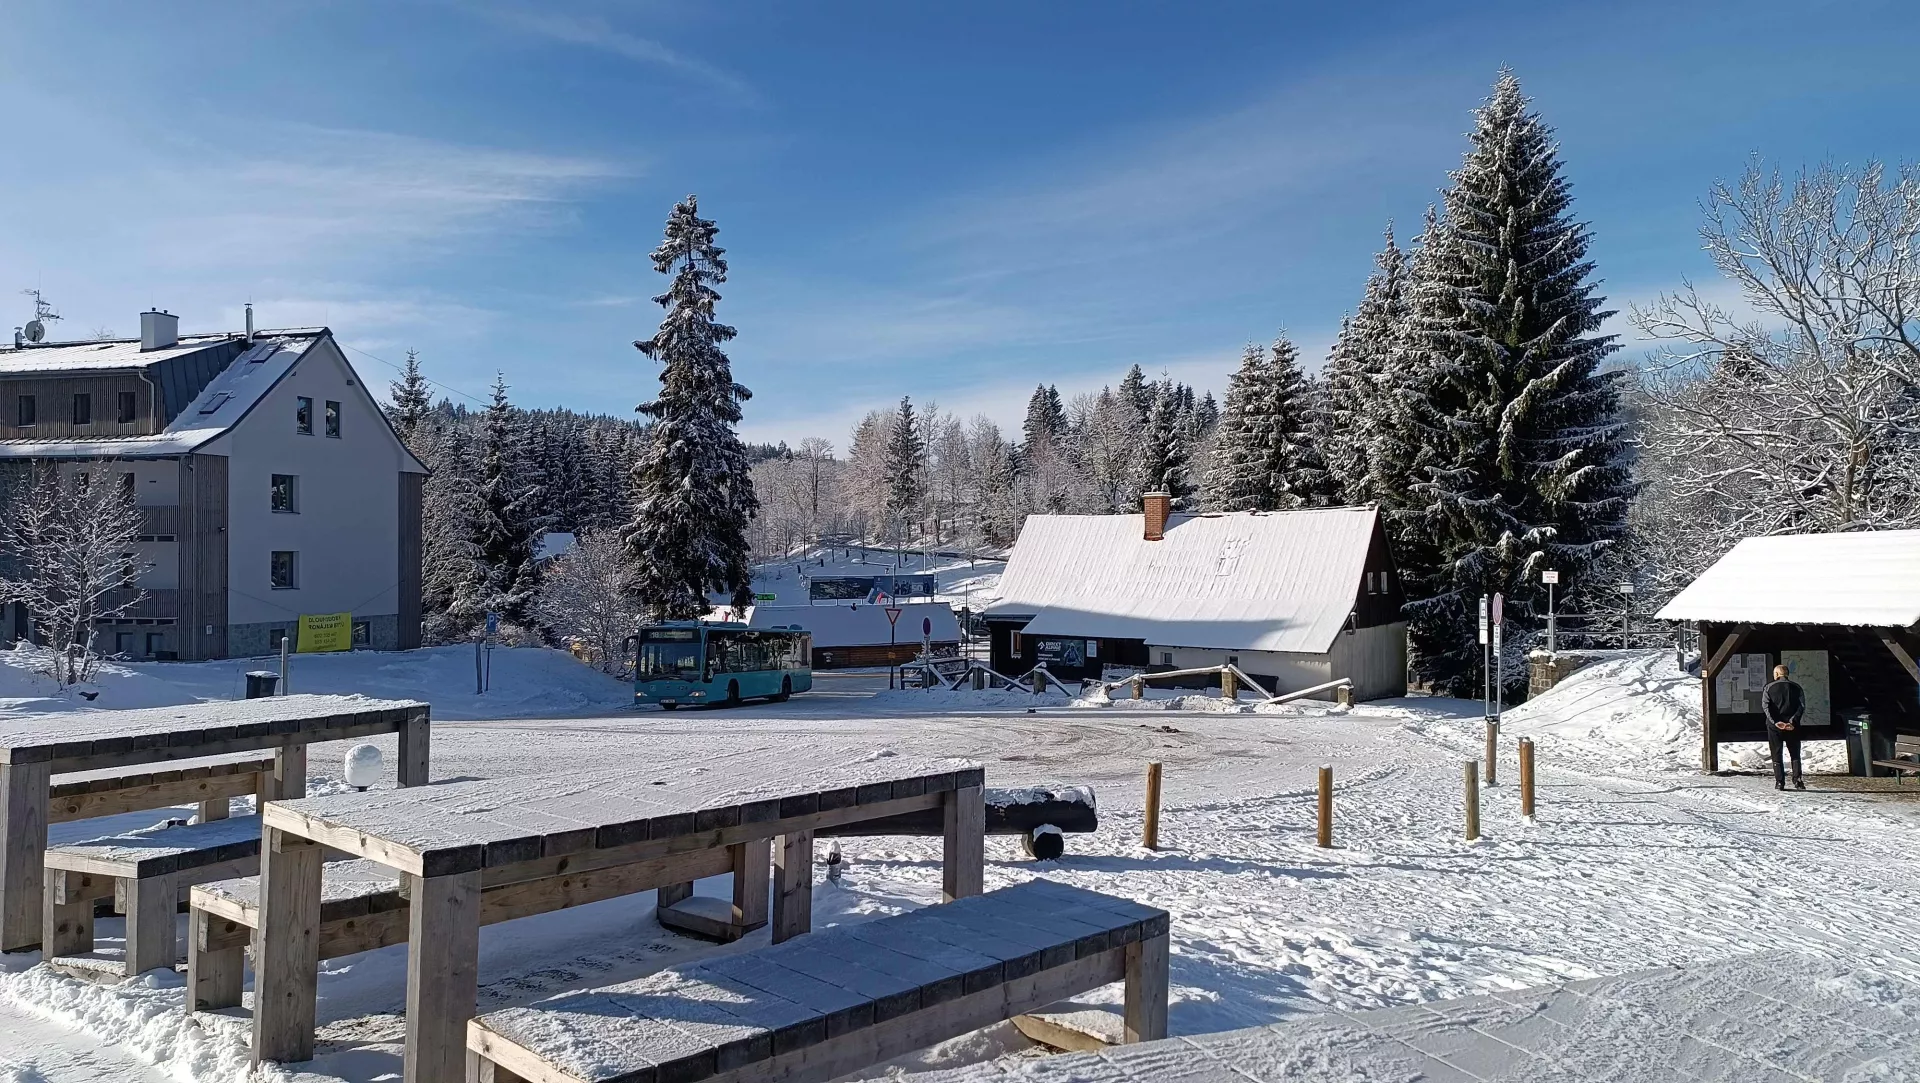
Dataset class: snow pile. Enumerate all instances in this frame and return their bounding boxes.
[1497,650,1698,759]
[0,648,195,714]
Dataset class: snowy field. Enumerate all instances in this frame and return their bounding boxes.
[3,649,1919,1082]
[742,544,1005,611]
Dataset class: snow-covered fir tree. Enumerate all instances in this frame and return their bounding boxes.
[885,395,925,529]
[1117,365,1151,426]
[1137,382,1194,503]
[1392,73,1635,695]
[473,374,544,626]
[624,194,759,619]
[1320,225,1408,504]
[1198,344,1261,511]
[420,422,487,641]
[389,349,433,450]
[1201,337,1325,511]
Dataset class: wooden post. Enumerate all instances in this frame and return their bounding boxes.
[0,759,51,952]
[1335,683,1353,707]
[199,796,231,822]
[1316,765,1333,848]
[398,712,432,787]
[1031,670,1045,695]
[1131,676,1144,700]
[1122,933,1170,1043]
[267,743,308,802]
[731,838,771,930]
[189,909,245,1012]
[404,869,482,1083]
[656,881,694,911]
[772,830,813,944]
[125,872,179,976]
[1221,667,1237,701]
[1484,719,1499,785]
[1519,737,1536,821]
[1143,763,1163,850]
[942,785,985,902]
[41,869,97,960]
[1699,624,1747,775]
[252,828,324,1066]
[1464,761,1480,842]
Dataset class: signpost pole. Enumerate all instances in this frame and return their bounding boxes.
[1478,595,1491,721]
[1542,570,1559,652]
[883,601,903,690]
[1493,592,1505,725]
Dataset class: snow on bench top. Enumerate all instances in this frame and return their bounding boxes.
[46,813,263,876]
[904,952,1920,1082]
[196,858,402,913]
[269,754,985,874]
[0,694,426,763]
[474,879,1167,1083]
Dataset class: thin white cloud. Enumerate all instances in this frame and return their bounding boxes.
[468,6,756,104]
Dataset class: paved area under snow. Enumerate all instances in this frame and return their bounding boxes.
[3,650,1919,1081]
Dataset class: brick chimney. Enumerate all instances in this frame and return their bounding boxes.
[1143,491,1172,541]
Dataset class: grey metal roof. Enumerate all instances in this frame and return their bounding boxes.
[984,506,1379,654]
[0,333,243,375]
[1654,529,1920,628]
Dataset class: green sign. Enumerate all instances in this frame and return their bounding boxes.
[754,593,777,601]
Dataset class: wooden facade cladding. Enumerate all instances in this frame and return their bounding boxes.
[138,505,185,536]
[176,455,229,661]
[814,642,961,669]
[398,472,423,650]
[0,374,156,440]
[100,588,182,621]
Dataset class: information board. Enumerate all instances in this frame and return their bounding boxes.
[1779,649,1833,727]
[1715,652,1769,714]
[296,612,352,654]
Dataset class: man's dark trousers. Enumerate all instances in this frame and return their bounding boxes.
[1768,730,1803,787]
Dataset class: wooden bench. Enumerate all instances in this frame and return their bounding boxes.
[465,879,1170,1083]
[1873,735,1920,783]
[50,755,277,826]
[43,815,267,980]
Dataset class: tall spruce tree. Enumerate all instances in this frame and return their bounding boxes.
[625,194,759,619]
[1138,383,1194,503]
[885,396,925,529]
[1118,365,1151,425]
[473,374,542,625]
[1199,344,1262,511]
[421,422,486,641]
[1394,73,1635,695]
[1320,225,1408,504]
[1201,337,1324,511]
[389,349,433,450]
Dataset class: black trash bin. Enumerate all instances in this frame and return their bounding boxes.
[1845,713,1887,776]
[245,671,281,699]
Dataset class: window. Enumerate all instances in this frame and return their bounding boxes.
[198,392,231,414]
[114,632,135,656]
[1160,651,1173,666]
[118,390,138,424]
[120,551,137,588]
[324,400,341,438]
[120,472,135,496]
[270,628,289,650]
[73,393,91,425]
[270,550,298,589]
[145,632,165,657]
[271,474,298,513]
[352,620,371,647]
[16,395,34,427]
[296,397,313,435]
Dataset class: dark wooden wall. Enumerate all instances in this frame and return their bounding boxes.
[1702,621,1920,746]
[398,472,423,650]
[813,642,960,669]
[1352,517,1408,630]
[177,454,229,660]
[0,374,155,439]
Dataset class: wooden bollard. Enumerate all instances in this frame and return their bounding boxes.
[1032,670,1045,695]
[1316,765,1333,848]
[1484,720,1499,785]
[1132,676,1144,700]
[1464,760,1480,841]
[1221,667,1237,701]
[1143,762,1163,850]
[1519,737,1536,821]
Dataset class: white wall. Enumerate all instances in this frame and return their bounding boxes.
[1150,644,1333,695]
[135,541,178,589]
[129,460,177,506]
[208,339,413,626]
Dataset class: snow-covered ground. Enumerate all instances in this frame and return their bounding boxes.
[4,649,1918,1082]
[744,544,1006,611]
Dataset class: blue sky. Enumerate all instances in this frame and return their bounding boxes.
[3,0,1916,444]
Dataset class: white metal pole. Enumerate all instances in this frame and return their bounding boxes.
[279,634,290,695]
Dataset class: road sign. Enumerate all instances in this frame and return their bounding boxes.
[485,611,499,636]
[1492,593,1505,625]
[1542,570,1559,585]
[754,593,777,601]
[922,617,932,637]
[885,606,903,626]
[1478,595,1489,645]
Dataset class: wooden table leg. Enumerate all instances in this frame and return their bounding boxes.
[125,872,179,977]
[772,830,813,944]
[942,784,985,902]
[657,881,694,910]
[399,714,431,787]
[189,908,244,1012]
[1123,933,1170,1042]
[406,869,482,1083]
[42,869,97,959]
[732,838,770,931]
[268,744,308,801]
[252,828,324,1066]
[0,759,51,952]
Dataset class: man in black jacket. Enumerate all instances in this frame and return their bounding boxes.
[1763,663,1806,791]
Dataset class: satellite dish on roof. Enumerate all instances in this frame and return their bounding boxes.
[23,319,44,342]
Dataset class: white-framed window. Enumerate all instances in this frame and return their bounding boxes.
[296,397,313,435]
[1160,651,1173,666]
[324,400,341,438]
[271,474,298,513]
[270,550,298,589]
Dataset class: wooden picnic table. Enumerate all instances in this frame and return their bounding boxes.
[253,754,986,1083]
[0,695,430,952]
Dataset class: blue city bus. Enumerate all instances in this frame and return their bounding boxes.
[632,621,813,709]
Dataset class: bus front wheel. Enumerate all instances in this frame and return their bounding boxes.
[772,677,791,703]
[726,681,741,707]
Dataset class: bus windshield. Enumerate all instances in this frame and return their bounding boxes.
[637,632,703,680]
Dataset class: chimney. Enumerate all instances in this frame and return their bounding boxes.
[245,303,255,339]
[1143,491,1171,542]
[140,309,179,351]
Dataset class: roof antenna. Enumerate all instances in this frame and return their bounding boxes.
[18,289,61,343]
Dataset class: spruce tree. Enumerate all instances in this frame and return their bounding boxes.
[1320,225,1408,504]
[1199,345,1262,511]
[473,374,542,626]
[389,349,433,450]
[420,422,486,641]
[1118,365,1151,425]
[1138,383,1194,503]
[1395,73,1635,695]
[1201,337,1325,511]
[885,396,925,529]
[625,194,759,619]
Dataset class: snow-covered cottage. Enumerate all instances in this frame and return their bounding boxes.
[0,311,427,659]
[983,494,1407,700]
[1656,529,1920,773]
[746,601,961,668]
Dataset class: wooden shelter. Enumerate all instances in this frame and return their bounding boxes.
[1656,530,1920,773]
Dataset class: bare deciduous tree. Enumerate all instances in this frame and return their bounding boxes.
[532,531,643,675]
[0,462,152,686]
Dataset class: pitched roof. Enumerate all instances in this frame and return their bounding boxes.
[0,333,247,375]
[1654,529,1920,628]
[984,505,1380,654]
[746,602,960,647]
[0,332,321,459]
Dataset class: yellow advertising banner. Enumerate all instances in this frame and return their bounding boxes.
[297,612,353,654]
